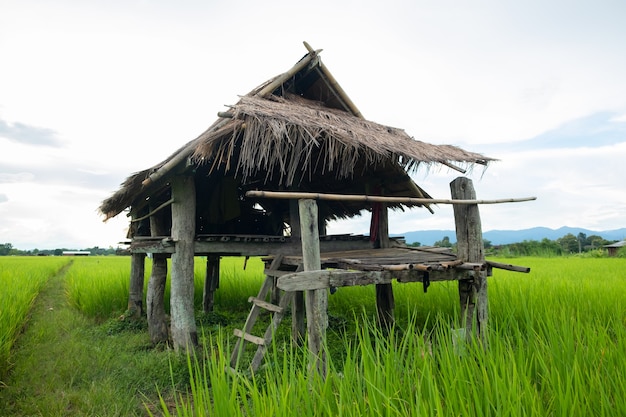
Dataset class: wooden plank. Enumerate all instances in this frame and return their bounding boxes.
[263,269,293,277]
[248,296,283,313]
[278,267,472,291]
[250,291,294,371]
[278,270,368,291]
[229,255,283,368]
[233,329,265,346]
[486,260,530,273]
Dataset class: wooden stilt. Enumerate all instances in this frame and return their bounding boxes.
[289,199,305,345]
[375,201,395,331]
[170,175,198,352]
[451,177,488,343]
[147,206,169,344]
[299,199,327,378]
[128,252,146,318]
[203,255,220,313]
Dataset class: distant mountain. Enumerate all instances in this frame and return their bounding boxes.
[395,227,626,246]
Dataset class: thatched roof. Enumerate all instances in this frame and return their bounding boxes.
[99,44,494,225]
[192,94,490,185]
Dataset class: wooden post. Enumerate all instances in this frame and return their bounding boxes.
[375,201,395,331]
[147,207,169,344]
[128,252,146,318]
[450,177,487,342]
[290,199,305,344]
[299,199,327,378]
[170,175,198,352]
[203,255,220,313]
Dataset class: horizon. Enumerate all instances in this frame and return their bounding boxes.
[6,224,626,252]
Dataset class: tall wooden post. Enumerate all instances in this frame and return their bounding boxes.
[290,198,305,344]
[147,208,169,344]
[170,175,198,351]
[128,252,146,318]
[299,199,327,378]
[203,255,220,313]
[375,202,395,330]
[450,177,488,342]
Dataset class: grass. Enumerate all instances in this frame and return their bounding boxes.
[0,257,70,380]
[1,255,626,416]
[157,256,626,416]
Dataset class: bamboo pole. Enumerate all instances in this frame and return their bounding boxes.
[131,198,174,223]
[486,260,530,273]
[303,41,363,118]
[246,190,536,205]
[256,48,322,98]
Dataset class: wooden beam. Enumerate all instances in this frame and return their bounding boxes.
[170,175,198,352]
[486,260,531,273]
[246,190,536,205]
[256,48,322,98]
[131,198,174,223]
[277,268,471,291]
[299,199,327,378]
[128,252,146,318]
[451,177,488,344]
[303,41,364,118]
[146,205,169,344]
[203,255,220,313]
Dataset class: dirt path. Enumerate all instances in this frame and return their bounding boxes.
[0,262,162,416]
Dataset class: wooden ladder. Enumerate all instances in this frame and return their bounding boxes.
[229,255,299,372]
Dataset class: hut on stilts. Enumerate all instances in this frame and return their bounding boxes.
[99,42,533,374]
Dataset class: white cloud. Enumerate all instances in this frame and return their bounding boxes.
[1,0,626,248]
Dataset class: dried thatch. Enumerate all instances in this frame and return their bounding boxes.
[99,47,494,224]
[192,94,490,187]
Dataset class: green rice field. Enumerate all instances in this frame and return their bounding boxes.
[0,257,70,378]
[1,256,625,416]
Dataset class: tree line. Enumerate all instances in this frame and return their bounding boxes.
[2,232,623,257]
[410,232,624,257]
[0,243,123,256]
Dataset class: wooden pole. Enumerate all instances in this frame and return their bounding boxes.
[170,175,198,352]
[299,199,327,378]
[245,190,536,205]
[303,41,363,118]
[147,207,169,344]
[289,199,305,344]
[450,177,488,343]
[375,202,395,331]
[256,49,322,98]
[203,255,220,313]
[128,252,146,318]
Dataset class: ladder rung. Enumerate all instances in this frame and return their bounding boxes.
[233,329,265,345]
[263,269,292,277]
[248,296,283,313]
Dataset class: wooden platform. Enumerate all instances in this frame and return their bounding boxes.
[267,246,488,292]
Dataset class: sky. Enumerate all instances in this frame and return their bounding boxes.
[1,0,625,250]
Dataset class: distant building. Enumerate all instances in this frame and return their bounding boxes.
[62,251,91,256]
[603,241,626,257]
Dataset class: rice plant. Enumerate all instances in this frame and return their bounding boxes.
[155,256,626,416]
[0,256,70,379]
